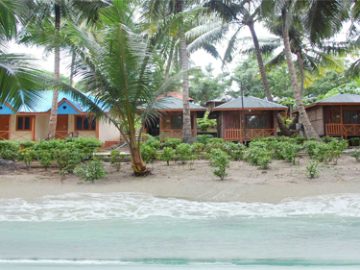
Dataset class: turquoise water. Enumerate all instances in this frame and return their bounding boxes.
[1,193,360,269]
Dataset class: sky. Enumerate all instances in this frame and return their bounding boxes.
[6,20,351,80]
[6,22,275,78]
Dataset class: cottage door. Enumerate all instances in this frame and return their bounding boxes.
[0,115,10,140]
[56,115,69,139]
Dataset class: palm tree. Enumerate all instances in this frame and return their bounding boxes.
[0,0,44,109]
[60,1,173,175]
[204,0,291,135]
[21,0,108,138]
[262,0,347,139]
[141,0,224,142]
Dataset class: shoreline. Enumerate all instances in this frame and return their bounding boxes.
[1,156,360,203]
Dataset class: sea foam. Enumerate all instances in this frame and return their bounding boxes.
[0,193,360,221]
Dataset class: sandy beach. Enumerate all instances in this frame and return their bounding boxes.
[0,155,360,203]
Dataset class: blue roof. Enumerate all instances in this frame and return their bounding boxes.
[0,103,15,115]
[17,91,86,113]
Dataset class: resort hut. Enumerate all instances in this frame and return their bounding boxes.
[0,91,121,146]
[213,96,287,142]
[145,96,206,140]
[304,93,360,138]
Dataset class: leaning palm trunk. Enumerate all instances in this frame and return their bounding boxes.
[128,126,148,176]
[247,21,291,136]
[48,2,61,139]
[282,11,319,140]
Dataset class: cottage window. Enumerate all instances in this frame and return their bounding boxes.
[245,114,271,129]
[170,114,182,129]
[344,111,360,124]
[75,116,96,130]
[17,116,32,131]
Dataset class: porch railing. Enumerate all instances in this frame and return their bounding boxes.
[325,123,360,137]
[223,128,275,142]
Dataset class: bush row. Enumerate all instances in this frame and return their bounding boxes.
[0,138,103,179]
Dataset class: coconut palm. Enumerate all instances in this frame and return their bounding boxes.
[262,0,348,139]
[21,0,109,138]
[141,0,224,142]
[59,1,174,175]
[204,0,291,135]
[0,0,45,109]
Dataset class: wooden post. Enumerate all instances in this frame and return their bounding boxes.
[340,105,344,138]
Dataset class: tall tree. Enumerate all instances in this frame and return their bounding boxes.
[0,0,44,109]
[60,0,174,175]
[141,0,224,142]
[262,0,347,139]
[21,0,108,138]
[205,0,291,135]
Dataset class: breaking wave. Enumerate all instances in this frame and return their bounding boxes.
[0,193,360,221]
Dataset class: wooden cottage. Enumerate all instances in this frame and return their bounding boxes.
[213,96,287,142]
[0,92,121,145]
[145,96,206,140]
[304,93,360,138]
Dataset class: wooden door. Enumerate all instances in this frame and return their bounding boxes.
[0,115,10,140]
[56,115,68,139]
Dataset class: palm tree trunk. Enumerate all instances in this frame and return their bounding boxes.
[164,38,175,79]
[176,0,192,143]
[247,21,291,136]
[282,10,319,140]
[48,2,61,139]
[128,126,148,176]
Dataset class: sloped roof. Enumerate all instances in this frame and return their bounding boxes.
[213,96,287,111]
[17,91,86,113]
[157,91,194,101]
[152,97,205,111]
[315,93,360,104]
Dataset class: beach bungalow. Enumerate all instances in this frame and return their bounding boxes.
[0,92,121,146]
[304,93,360,138]
[145,95,206,139]
[212,96,287,142]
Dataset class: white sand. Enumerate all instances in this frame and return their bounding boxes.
[0,155,360,203]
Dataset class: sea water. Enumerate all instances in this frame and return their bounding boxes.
[0,193,360,270]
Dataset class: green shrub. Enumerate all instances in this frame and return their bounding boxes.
[19,148,36,168]
[162,138,182,149]
[209,149,230,180]
[141,144,157,163]
[278,142,302,164]
[110,150,125,171]
[74,159,106,182]
[205,138,225,152]
[176,143,193,164]
[306,160,319,179]
[351,150,360,162]
[196,134,213,144]
[65,138,101,159]
[19,141,35,149]
[54,148,83,175]
[245,143,272,170]
[36,150,53,170]
[160,147,175,166]
[325,140,347,164]
[197,117,216,131]
[222,142,246,161]
[192,142,205,155]
[143,135,161,149]
[0,141,19,160]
